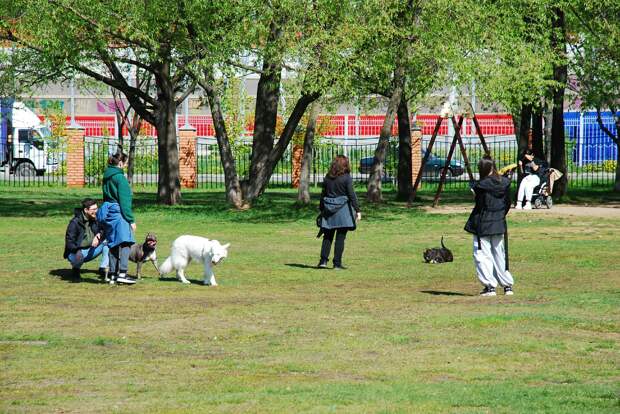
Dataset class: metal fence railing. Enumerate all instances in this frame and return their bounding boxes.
[311,137,519,190]
[194,136,519,190]
[84,136,158,187]
[196,139,292,188]
[0,138,66,186]
[0,135,616,191]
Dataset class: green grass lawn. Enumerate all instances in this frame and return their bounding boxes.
[0,187,618,413]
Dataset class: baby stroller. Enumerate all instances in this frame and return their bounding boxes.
[498,163,553,209]
[531,173,553,209]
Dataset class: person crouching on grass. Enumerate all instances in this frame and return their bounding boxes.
[97,150,137,285]
[63,198,109,281]
[464,155,515,296]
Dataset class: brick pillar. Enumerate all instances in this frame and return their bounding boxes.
[291,144,303,188]
[411,126,423,186]
[178,126,197,189]
[66,126,85,187]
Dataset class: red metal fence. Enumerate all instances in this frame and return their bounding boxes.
[46,113,515,138]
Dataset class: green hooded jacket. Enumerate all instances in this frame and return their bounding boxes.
[102,166,135,223]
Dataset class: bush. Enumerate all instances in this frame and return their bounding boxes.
[602,160,617,173]
[582,160,617,173]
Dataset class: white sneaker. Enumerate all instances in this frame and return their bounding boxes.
[523,202,532,210]
[115,274,137,284]
[515,203,522,210]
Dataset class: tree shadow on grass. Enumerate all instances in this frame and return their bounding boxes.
[2,186,618,220]
[0,186,478,222]
[0,189,430,222]
[49,268,103,284]
[420,290,474,296]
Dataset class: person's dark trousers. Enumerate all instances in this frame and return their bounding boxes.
[320,228,348,266]
[109,242,132,276]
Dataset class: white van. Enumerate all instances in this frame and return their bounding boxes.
[1,100,58,176]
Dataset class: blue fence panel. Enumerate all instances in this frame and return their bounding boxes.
[565,111,618,165]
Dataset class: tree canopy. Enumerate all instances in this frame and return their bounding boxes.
[1,0,618,202]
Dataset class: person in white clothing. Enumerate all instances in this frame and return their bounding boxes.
[516,149,547,210]
[464,156,515,296]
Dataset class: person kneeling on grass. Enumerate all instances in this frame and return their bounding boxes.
[63,198,109,280]
[464,155,515,296]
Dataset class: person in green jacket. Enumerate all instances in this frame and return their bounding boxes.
[96,151,137,285]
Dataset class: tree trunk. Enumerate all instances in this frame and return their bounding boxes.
[367,66,405,203]
[532,106,545,159]
[543,99,553,164]
[127,129,137,185]
[117,113,124,149]
[297,101,319,204]
[595,111,620,192]
[202,64,317,207]
[515,104,532,199]
[396,96,412,201]
[154,70,182,205]
[246,59,282,201]
[518,104,532,158]
[511,110,521,143]
[201,71,244,209]
[248,93,319,200]
[550,7,568,197]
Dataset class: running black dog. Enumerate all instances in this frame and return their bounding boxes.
[423,237,454,264]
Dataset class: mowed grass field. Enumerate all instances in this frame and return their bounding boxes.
[0,186,618,413]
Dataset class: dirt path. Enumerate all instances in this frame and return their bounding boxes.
[423,204,620,218]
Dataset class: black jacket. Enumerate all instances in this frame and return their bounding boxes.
[63,208,103,259]
[320,174,360,212]
[318,174,360,233]
[522,156,548,180]
[464,175,511,237]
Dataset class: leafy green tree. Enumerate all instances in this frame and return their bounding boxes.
[196,0,354,208]
[0,0,241,205]
[346,0,462,202]
[568,0,620,191]
[454,0,564,195]
[349,0,553,202]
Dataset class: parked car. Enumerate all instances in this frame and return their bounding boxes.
[359,150,464,177]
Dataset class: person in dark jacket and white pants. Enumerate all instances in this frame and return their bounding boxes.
[318,155,361,269]
[465,155,515,296]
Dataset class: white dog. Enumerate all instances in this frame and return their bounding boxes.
[159,235,230,285]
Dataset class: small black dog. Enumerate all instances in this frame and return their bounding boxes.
[423,237,454,264]
[128,232,159,278]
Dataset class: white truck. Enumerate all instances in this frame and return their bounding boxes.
[1,99,58,176]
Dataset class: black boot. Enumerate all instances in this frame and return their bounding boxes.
[70,267,81,281]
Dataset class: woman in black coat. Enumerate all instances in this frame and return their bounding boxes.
[464,155,515,296]
[318,155,361,269]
